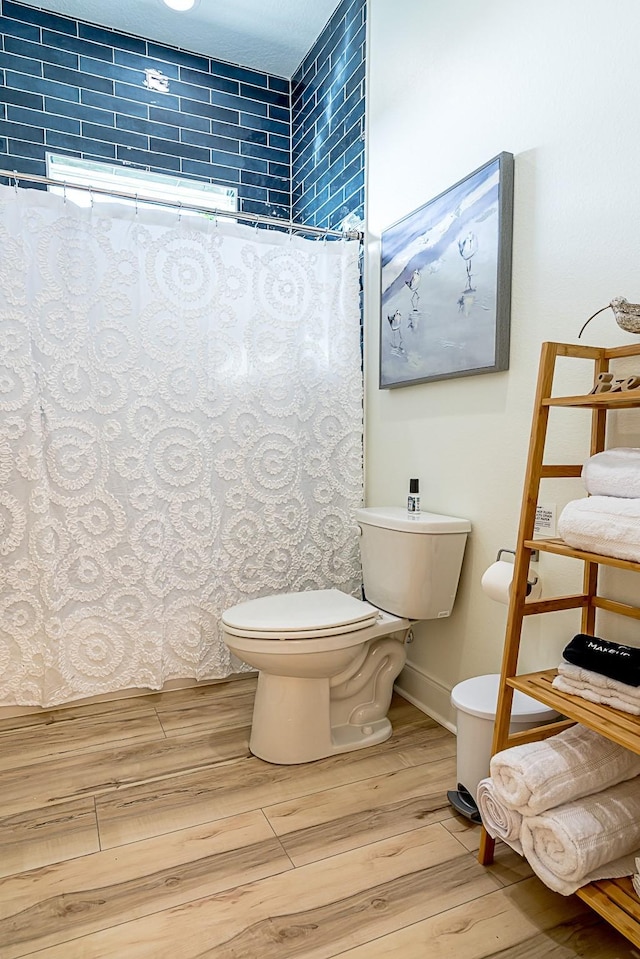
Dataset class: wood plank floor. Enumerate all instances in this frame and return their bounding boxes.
[0,678,636,958]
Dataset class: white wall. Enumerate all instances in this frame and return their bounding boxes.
[365,0,640,727]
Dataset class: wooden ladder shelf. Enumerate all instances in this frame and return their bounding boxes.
[477,341,640,948]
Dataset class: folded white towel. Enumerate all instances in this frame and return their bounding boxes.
[476,777,523,846]
[582,448,640,498]
[634,857,640,900]
[552,674,640,716]
[520,777,640,895]
[489,723,640,815]
[558,495,640,563]
[557,661,640,705]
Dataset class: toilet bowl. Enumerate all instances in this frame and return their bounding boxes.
[222,506,471,765]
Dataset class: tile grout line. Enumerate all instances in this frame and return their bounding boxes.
[259,807,296,871]
[94,794,103,852]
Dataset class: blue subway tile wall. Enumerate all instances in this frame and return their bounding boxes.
[1,1,367,228]
[0,0,291,218]
[291,0,365,230]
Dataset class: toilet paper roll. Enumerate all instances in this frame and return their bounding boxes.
[481,560,543,605]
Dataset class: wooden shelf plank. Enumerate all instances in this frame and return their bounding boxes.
[507,670,640,754]
[540,464,584,477]
[543,392,640,409]
[522,593,589,616]
[524,538,640,573]
[593,597,640,621]
[577,879,640,948]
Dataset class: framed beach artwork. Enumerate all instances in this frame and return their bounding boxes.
[379,152,514,389]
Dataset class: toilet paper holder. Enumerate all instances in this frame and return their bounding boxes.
[496,547,539,563]
[496,547,540,594]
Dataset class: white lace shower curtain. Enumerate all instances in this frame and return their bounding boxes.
[0,184,363,707]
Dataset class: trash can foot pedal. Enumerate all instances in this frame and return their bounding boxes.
[447,784,482,824]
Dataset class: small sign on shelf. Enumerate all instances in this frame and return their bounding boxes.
[534,503,557,538]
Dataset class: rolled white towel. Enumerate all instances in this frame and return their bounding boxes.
[476,777,523,846]
[552,674,640,716]
[558,496,640,563]
[634,857,640,899]
[520,777,640,895]
[582,448,640,498]
[489,723,640,815]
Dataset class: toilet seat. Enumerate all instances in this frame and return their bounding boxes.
[221,588,379,640]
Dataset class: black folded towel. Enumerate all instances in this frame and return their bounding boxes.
[562,633,640,687]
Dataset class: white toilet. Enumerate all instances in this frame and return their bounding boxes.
[222,506,471,764]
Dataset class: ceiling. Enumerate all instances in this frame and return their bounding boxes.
[32,0,344,78]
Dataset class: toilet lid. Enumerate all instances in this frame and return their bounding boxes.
[221,589,379,640]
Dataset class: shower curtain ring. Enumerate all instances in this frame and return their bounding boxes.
[288,225,293,242]
[63,181,67,204]
[89,188,94,209]
[12,170,19,194]
[177,201,182,222]
[135,193,139,216]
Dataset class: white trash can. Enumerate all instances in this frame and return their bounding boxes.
[448,673,558,821]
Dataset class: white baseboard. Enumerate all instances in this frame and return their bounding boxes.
[394,659,457,734]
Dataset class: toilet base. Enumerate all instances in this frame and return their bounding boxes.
[250,716,392,765]
[249,671,393,764]
[330,716,392,753]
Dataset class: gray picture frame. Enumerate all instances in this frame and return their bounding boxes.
[379,152,514,389]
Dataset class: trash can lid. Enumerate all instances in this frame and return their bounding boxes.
[451,673,557,722]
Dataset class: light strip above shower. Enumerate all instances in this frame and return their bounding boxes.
[0,168,362,240]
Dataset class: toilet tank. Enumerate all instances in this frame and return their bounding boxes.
[355,507,471,620]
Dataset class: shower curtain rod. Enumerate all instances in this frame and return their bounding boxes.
[0,168,363,240]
